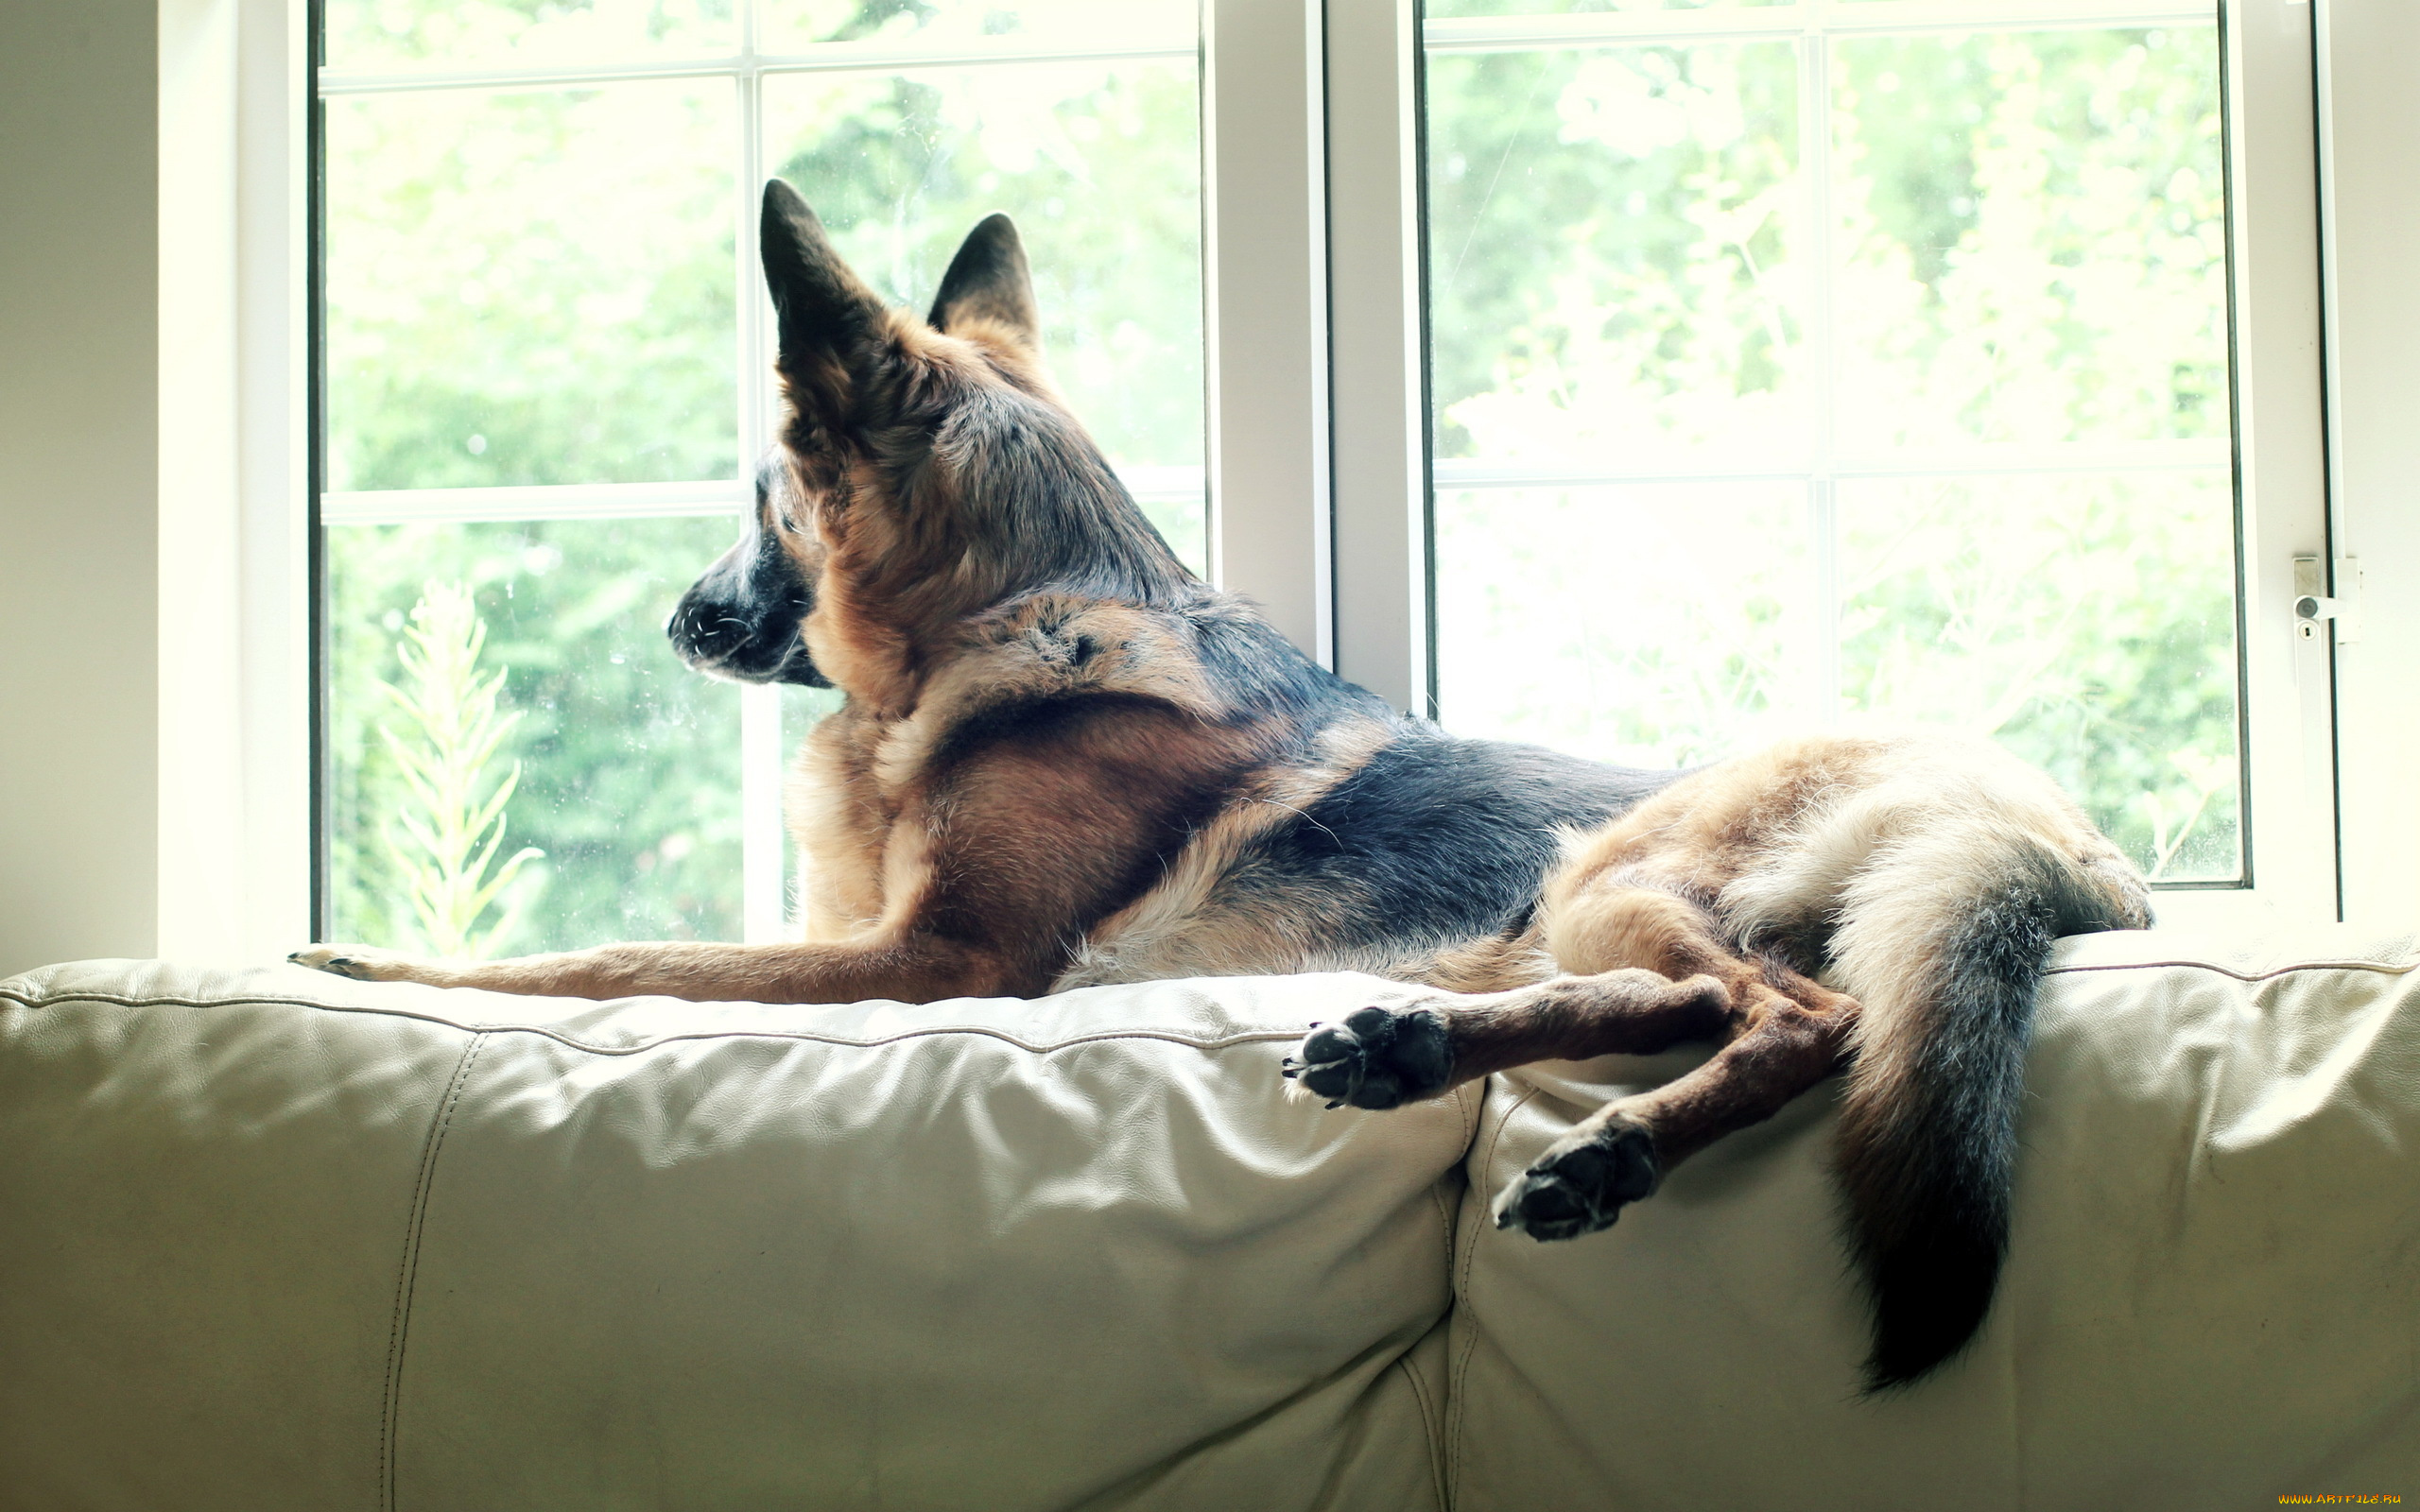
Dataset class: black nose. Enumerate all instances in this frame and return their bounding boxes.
[667,589,749,665]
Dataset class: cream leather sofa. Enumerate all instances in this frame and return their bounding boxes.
[3,930,2415,1511]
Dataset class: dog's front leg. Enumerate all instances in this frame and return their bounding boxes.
[288,932,1030,1005]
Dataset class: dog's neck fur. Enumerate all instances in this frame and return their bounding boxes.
[795,315,1201,718]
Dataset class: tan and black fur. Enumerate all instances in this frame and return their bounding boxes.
[297,180,2153,1390]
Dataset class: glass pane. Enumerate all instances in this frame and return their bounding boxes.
[325,0,735,74]
[1831,30,2228,451]
[761,0,1193,54]
[1434,483,1817,767]
[1428,1,1785,19]
[1837,472,2240,882]
[782,681,847,922]
[324,81,737,492]
[1422,18,2244,882]
[762,58,1207,569]
[1425,43,1806,471]
[326,517,747,954]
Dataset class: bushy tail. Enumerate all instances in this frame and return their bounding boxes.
[1825,819,2147,1391]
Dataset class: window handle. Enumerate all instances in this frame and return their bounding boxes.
[2293,555,2362,644]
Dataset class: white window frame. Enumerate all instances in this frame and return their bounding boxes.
[179,0,2402,960]
[156,0,313,966]
[2311,0,2420,931]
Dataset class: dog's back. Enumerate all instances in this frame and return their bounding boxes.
[1054,697,1678,990]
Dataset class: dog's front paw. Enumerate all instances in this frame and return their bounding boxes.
[287,945,427,983]
[1282,1004,1453,1110]
[1493,1116,1661,1242]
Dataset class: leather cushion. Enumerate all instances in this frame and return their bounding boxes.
[0,963,1471,1512]
[1443,927,2420,1511]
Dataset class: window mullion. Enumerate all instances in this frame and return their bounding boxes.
[1802,11,1842,727]
[1202,0,1334,667]
[233,0,313,958]
[2197,0,2337,921]
[735,0,788,946]
[1328,0,1430,715]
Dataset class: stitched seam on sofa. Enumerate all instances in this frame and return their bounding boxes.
[2043,957,2420,982]
[0,988,1305,1056]
[1065,1332,1413,1510]
[382,1031,487,1512]
[1391,1340,1451,1512]
[1414,1164,1461,1499]
[1428,1083,1481,1264]
[1411,1084,1476,1503]
[1446,1082,1541,1511]
[1426,1179,1459,1279]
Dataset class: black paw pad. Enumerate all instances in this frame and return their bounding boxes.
[1495,1121,1661,1242]
[1281,1005,1453,1110]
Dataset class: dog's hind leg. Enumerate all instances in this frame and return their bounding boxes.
[1290,882,1858,1237]
[1288,884,1777,1109]
[1286,964,1734,1110]
[1486,885,1859,1240]
[1490,962,1855,1240]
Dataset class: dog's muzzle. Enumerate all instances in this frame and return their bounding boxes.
[666,579,826,687]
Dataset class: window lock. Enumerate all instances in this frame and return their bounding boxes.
[2292,555,2362,644]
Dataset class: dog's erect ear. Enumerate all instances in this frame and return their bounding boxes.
[762,180,890,408]
[926,214,1041,354]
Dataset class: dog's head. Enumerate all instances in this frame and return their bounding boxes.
[667,180,1190,706]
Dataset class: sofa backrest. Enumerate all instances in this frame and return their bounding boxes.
[0,963,1472,1512]
[7,930,2417,1511]
[1444,927,2420,1511]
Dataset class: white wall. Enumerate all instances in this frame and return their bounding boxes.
[0,2,163,978]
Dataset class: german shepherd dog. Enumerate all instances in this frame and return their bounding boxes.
[297,180,2154,1390]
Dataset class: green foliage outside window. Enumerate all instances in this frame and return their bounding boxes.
[376,581,546,957]
[330,519,752,952]
[1426,26,2239,880]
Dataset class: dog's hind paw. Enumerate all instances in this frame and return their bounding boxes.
[1282,1004,1453,1110]
[1493,1117,1661,1242]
